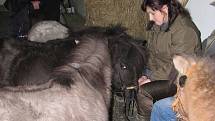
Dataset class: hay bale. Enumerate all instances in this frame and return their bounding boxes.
[85,0,150,40]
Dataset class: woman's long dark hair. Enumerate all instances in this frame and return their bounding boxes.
[141,0,191,31]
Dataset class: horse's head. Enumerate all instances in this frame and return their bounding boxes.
[108,34,147,119]
[109,34,147,93]
[173,54,215,121]
[112,53,138,92]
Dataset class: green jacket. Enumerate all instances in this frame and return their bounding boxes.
[147,15,202,81]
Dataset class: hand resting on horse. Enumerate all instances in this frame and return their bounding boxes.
[138,76,151,86]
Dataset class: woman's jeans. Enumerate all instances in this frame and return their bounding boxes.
[150,97,177,121]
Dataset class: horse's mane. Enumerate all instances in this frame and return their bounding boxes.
[53,35,111,90]
[52,34,112,106]
[190,56,215,97]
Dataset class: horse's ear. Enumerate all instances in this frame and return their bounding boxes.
[105,24,126,36]
[173,54,196,75]
[133,39,147,47]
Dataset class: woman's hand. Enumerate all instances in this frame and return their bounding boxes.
[138,76,151,86]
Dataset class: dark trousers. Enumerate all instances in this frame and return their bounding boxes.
[41,0,61,21]
[137,88,153,121]
[10,6,31,37]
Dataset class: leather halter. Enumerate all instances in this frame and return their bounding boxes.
[115,64,139,120]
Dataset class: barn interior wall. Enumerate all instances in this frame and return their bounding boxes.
[186,0,215,41]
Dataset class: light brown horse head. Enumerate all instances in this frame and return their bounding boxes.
[173,54,215,121]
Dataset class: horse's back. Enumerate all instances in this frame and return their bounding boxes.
[0,83,108,121]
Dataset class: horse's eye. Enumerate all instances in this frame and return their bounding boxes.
[122,65,127,69]
[120,63,127,69]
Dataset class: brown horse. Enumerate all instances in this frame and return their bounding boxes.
[172,54,215,121]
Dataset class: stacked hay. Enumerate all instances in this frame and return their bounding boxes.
[85,0,150,40]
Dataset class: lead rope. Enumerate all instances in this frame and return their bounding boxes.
[124,86,138,121]
[117,65,139,121]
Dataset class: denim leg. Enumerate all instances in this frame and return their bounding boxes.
[150,97,177,121]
